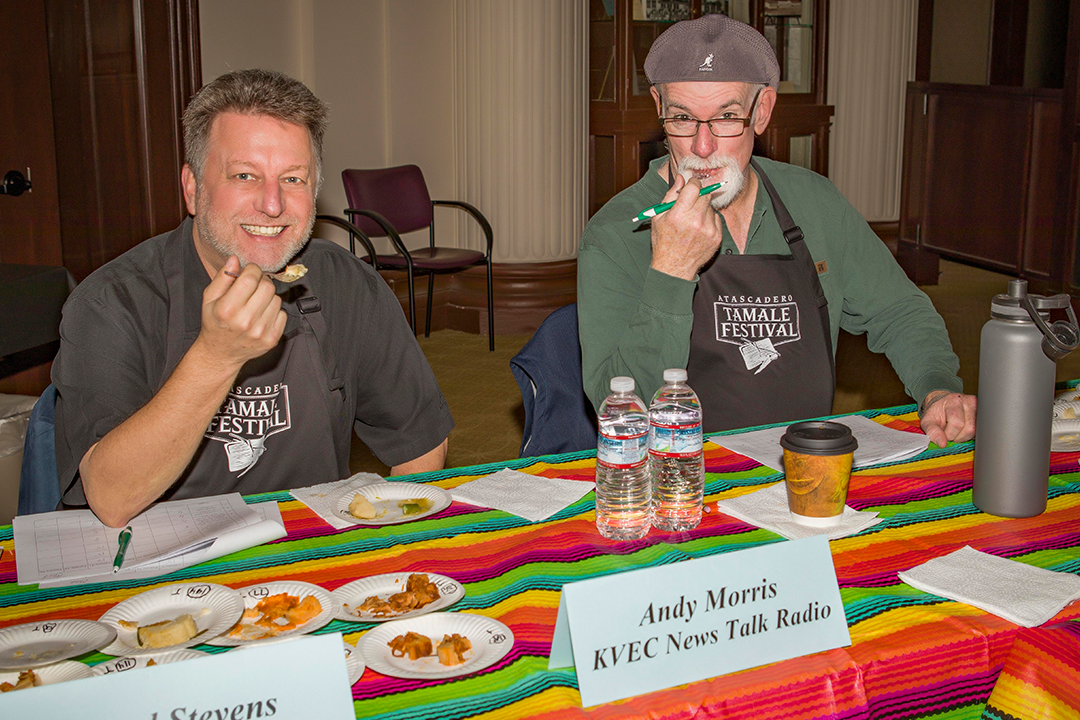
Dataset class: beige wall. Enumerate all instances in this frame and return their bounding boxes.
[198,0,585,262]
[200,0,448,253]
[930,0,992,85]
[200,0,308,81]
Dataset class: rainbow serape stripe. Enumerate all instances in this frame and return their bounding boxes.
[2,404,1079,719]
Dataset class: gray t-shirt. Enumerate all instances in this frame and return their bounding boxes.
[53,218,454,506]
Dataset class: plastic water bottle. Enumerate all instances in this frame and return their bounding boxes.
[595,377,651,540]
[649,369,704,532]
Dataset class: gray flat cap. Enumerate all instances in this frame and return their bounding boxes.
[644,14,780,89]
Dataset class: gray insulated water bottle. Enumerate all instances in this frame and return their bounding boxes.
[973,280,1080,517]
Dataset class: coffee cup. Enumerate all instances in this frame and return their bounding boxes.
[779,421,858,527]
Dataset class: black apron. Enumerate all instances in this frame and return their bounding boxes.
[686,159,834,433]
[160,230,351,498]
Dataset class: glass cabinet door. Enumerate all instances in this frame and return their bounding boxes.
[590,0,616,101]
[762,0,814,94]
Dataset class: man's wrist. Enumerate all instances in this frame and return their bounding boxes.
[918,390,951,419]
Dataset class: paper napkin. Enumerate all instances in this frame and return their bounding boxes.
[290,472,383,529]
[709,414,930,471]
[450,468,595,522]
[898,545,1080,627]
[714,482,882,540]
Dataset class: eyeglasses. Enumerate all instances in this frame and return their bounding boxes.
[659,90,761,138]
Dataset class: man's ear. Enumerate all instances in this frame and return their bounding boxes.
[650,85,664,117]
[181,164,198,216]
[752,87,777,136]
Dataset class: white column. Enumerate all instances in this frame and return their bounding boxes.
[827,0,918,223]
[452,0,587,263]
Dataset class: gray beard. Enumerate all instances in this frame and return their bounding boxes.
[195,197,314,273]
[674,156,748,211]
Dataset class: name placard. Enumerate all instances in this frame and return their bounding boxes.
[0,633,354,719]
[548,535,850,707]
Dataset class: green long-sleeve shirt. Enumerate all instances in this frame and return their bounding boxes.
[577,155,962,413]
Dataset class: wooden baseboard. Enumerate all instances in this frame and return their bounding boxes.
[377,259,578,337]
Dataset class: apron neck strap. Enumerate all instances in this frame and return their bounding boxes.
[751,157,804,246]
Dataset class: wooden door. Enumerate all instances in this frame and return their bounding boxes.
[0,0,64,395]
[0,0,201,396]
[0,0,62,267]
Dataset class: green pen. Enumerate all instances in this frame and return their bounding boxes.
[112,526,133,573]
[630,181,725,223]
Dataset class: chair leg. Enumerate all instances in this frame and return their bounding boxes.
[425,273,434,338]
[406,268,417,334]
[486,258,494,352]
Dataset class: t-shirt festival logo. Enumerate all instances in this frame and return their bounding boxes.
[712,295,801,374]
[205,383,292,476]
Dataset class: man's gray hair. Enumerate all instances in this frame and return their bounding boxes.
[183,69,330,192]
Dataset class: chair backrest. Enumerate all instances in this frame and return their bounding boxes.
[510,304,598,458]
[342,165,433,237]
[18,384,60,515]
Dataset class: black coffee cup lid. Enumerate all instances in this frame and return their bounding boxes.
[779,421,858,456]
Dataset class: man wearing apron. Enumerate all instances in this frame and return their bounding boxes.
[578,15,976,446]
[53,70,453,527]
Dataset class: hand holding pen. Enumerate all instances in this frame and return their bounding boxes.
[631,181,725,223]
[112,526,133,573]
[645,175,728,282]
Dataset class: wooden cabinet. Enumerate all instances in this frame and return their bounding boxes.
[588,0,833,217]
[898,82,1061,286]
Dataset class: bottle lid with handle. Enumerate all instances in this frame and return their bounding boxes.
[991,279,1080,361]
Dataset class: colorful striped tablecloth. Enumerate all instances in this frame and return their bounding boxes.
[2,405,1079,719]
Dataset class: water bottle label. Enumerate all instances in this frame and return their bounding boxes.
[649,421,703,458]
[597,431,648,468]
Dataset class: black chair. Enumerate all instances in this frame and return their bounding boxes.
[342,165,494,350]
[510,304,598,457]
[314,214,385,268]
[18,384,60,515]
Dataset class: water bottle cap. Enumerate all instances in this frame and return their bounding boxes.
[663,368,688,383]
[990,279,1072,319]
[610,376,635,392]
[780,421,858,456]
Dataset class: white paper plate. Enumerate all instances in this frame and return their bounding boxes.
[360,613,513,680]
[1056,388,1080,403]
[204,581,335,647]
[0,620,116,670]
[98,583,244,656]
[332,572,464,622]
[1054,400,1080,420]
[91,649,208,676]
[0,660,93,689]
[1052,419,1080,451]
[333,482,451,526]
[343,639,365,685]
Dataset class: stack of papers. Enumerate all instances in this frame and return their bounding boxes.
[14,493,285,587]
[708,415,930,472]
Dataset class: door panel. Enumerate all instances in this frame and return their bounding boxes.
[0,0,62,267]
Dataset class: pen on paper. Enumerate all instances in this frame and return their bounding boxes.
[630,181,725,223]
[112,526,133,573]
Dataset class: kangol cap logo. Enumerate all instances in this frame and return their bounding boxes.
[699,53,714,72]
